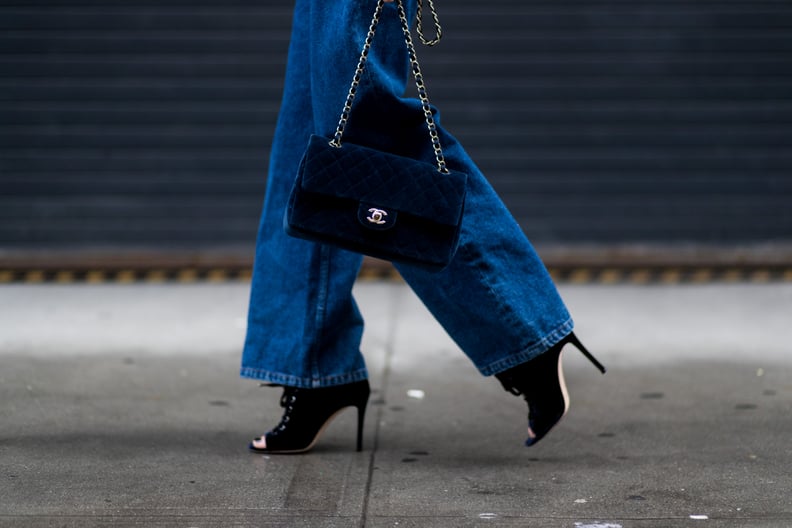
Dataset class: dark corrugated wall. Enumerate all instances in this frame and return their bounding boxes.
[1,0,791,249]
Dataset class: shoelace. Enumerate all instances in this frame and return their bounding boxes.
[273,388,299,434]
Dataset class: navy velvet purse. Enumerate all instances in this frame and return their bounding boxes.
[285,135,467,270]
[284,0,467,271]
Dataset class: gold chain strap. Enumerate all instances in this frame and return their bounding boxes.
[330,0,449,174]
[416,0,442,46]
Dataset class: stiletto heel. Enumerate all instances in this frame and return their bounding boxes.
[495,332,605,446]
[567,332,606,374]
[249,379,370,454]
[355,402,366,452]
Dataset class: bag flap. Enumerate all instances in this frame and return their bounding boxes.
[298,135,467,225]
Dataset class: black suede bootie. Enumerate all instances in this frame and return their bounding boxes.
[495,333,605,446]
[249,379,370,454]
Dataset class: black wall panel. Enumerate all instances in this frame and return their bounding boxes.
[1,0,791,250]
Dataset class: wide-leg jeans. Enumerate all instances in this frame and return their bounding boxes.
[241,0,574,388]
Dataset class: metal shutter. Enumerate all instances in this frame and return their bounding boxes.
[1,0,791,251]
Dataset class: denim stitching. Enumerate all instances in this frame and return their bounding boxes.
[477,317,574,377]
[240,366,369,389]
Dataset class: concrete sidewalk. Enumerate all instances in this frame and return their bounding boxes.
[1,281,791,527]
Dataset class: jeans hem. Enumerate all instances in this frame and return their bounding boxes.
[478,318,575,377]
[239,366,369,389]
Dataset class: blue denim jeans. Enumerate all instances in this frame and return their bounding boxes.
[241,0,574,388]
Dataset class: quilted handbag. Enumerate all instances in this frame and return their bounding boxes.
[284,0,468,271]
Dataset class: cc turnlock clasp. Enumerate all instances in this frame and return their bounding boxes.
[366,208,388,225]
[358,203,397,230]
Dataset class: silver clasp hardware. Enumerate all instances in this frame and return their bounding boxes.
[366,208,388,225]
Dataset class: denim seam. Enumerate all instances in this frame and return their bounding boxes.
[458,241,536,349]
[308,244,333,386]
[458,240,576,376]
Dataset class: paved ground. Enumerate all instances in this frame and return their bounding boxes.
[1,280,791,527]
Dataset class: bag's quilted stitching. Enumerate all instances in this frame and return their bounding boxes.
[300,135,466,225]
[288,193,459,267]
[286,136,468,269]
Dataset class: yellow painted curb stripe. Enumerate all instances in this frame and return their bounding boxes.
[1,267,792,284]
